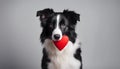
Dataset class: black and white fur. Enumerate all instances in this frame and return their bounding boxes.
[36,8,82,69]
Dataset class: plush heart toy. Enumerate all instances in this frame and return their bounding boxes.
[53,35,69,51]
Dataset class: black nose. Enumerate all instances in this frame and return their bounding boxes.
[54,34,60,40]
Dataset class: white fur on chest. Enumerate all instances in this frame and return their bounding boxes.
[43,39,81,69]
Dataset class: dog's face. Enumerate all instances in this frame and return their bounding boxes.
[37,8,80,43]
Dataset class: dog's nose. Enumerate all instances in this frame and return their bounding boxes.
[54,34,60,40]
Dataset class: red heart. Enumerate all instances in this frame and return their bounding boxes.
[53,35,69,51]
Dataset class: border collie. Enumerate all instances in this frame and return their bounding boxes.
[36,8,82,69]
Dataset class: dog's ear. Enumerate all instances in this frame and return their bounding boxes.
[36,8,54,27]
[63,10,80,25]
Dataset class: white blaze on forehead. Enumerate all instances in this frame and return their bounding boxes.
[57,14,60,26]
[52,14,62,41]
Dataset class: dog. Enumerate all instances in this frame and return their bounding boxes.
[36,8,82,69]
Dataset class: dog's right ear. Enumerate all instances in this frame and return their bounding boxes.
[36,8,54,27]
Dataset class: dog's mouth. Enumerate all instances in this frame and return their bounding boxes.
[52,35,69,51]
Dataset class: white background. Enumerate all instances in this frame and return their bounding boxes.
[0,0,120,69]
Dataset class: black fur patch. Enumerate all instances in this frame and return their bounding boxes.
[41,48,51,69]
[74,48,82,69]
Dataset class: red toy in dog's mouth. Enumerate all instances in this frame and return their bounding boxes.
[53,35,69,51]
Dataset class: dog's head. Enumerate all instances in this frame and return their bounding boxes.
[37,8,80,43]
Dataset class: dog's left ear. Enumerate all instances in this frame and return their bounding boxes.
[63,10,80,25]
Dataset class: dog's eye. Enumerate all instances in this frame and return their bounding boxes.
[61,23,66,29]
[60,21,66,30]
[49,24,53,28]
[60,20,65,26]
